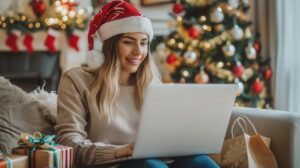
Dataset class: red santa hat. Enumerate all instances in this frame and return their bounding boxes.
[88,0,154,50]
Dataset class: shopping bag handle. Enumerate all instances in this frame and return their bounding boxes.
[231,115,258,138]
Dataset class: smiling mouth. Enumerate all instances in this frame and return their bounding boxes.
[126,58,140,65]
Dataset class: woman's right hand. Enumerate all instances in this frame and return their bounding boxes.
[115,144,134,158]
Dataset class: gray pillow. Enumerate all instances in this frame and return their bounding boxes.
[0,76,55,153]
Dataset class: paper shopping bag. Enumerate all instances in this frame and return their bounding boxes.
[220,115,278,168]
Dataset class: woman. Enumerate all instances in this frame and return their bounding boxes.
[55,0,219,167]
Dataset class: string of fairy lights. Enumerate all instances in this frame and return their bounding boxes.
[0,0,88,32]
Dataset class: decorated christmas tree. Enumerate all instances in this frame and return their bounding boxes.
[155,0,272,108]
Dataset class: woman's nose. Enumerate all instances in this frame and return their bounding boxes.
[133,43,143,55]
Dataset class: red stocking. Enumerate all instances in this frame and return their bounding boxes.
[5,31,20,52]
[23,34,34,53]
[68,33,80,51]
[44,29,59,53]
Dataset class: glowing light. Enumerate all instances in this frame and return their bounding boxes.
[58,20,64,25]
[227,6,233,11]
[217,7,223,12]
[207,26,212,31]
[21,16,26,21]
[182,70,190,77]
[61,9,68,15]
[55,0,61,6]
[69,11,76,18]
[76,19,82,24]
[169,39,176,45]
[178,42,184,49]
[78,9,85,15]
[202,25,208,31]
[48,18,55,25]
[35,22,41,28]
[28,23,33,29]
[1,16,6,21]
[200,16,206,22]
[217,62,224,68]
[61,24,66,29]
[63,16,69,21]
[176,16,183,22]
[204,42,211,50]
[2,23,7,28]
[54,18,59,24]
[56,6,63,12]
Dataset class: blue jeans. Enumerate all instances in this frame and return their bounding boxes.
[118,155,220,168]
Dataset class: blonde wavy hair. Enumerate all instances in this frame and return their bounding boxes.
[84,34,161,123]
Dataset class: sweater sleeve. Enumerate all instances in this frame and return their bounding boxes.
[55,71,122,166]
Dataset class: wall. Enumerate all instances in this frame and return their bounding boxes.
[0,0,172,72]
[75,0,172,71]
[1,0,263,72]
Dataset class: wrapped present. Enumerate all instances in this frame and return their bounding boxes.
[0,154,28,168]
[12,132,73,168]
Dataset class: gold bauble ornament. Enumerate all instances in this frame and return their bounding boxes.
[210,7,224,23]
[183,51,198,64]
[222,41,236,57]
[194,71,209,84]
[245,43,257,60]
[244,27,252,39]
[230,24,244,40]
[214,24,225,32]
[228,0,239,9]
[235,78,244,96]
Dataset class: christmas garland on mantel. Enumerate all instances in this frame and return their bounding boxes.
[0,0,89,53]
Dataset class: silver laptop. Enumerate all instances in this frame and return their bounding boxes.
[100,84,238,165]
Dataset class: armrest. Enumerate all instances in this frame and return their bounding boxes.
[225,107,300,168]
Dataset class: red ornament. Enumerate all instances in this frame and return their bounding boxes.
[252,80,264,94]
[188,27,200,39]
[264,68,272,80]
[68,34,80,51]
[32,0,46,18]
[233,65,244,78]
[64,1,79,11]
[172,3,184,14]
[166,53,177,65]
[253,41,261,53]
[23,34,34,53]
[5,32,19,53]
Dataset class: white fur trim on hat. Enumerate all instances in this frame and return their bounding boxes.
[96,16,153,42]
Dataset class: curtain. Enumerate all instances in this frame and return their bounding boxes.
[274,0,300,112]
[250,0,300,112]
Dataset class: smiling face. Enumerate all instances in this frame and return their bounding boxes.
[117,33,149,79]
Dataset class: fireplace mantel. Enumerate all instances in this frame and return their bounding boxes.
[0,30,89,72]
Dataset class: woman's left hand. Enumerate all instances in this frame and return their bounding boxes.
[115,143,134,158]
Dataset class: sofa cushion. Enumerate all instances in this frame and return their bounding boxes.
[0,76,55,153]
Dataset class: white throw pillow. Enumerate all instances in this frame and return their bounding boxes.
[0,76,55,153]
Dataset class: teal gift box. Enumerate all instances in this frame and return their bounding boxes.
[0,154,28,168]
[12,132,73,168]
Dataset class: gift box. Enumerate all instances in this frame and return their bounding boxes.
[12,132,73,168]
[12,146,72,168]
[0,154,28,168]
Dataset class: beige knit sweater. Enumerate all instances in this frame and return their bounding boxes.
[55,67,154,167]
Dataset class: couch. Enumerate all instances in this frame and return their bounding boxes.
[1,76,299,168]
[228,107,300,168]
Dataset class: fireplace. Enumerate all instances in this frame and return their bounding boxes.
[0,52,61,92]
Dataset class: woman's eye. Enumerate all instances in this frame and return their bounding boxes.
[141,42,148,46]
[123,41,133,44]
